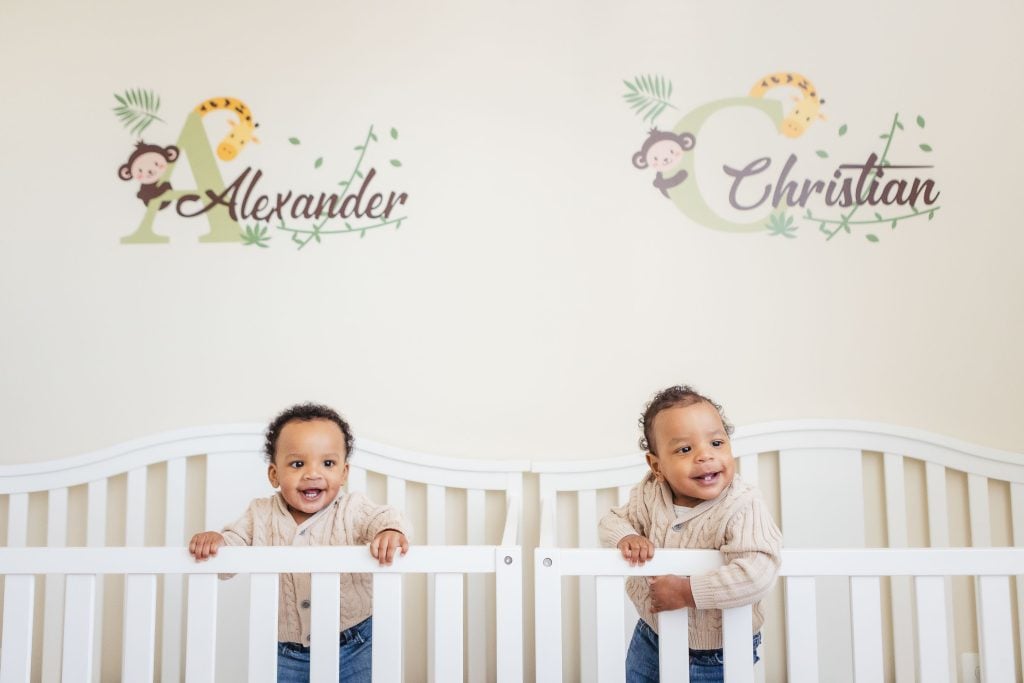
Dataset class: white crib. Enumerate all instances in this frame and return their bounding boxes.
[533,420,1024,683]
[0,425,528,682]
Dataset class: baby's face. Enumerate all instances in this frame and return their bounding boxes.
[646,401,735,507]
[268,418,349,524]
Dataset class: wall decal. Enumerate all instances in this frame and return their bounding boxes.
[113,90,409,249]
[624,73,941,242]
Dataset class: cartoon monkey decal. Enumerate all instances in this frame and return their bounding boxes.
[118,141,180,209]
[632,129,696,198]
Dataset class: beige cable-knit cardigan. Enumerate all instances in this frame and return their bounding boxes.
[221,491,408,644]
[599,473,782,650]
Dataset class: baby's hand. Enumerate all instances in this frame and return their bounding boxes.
[617,534,655,566]
[189,531,225,561]
[370,529,409,566]
[648,575,694,612]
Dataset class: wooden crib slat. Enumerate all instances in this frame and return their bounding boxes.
[914,576,949,683]
[0,574,35,683]
[738,453,760,489]
[495,547,523,683]
[122,574,157,683]
[784,577,818,683]
[62,574,96,683]
[162,458,186,683]
[578,489,598,683]
[467,488,486,683]
[185,574,218,683]
[722,604,754,683]
[125,467,147,546]
[372,574,403,682]
[426,484,445,544]
[883,453,915,683]
[923,463,957,677]
[616,485,631,506]
[6,492,28,547]
[977,576,1014,682]
[595,576,626,683]
[658,609,689,683]
[849,576,884,683]
[310,573,341,682]
[347,465,367,494]
[86,479,107,683]
[1011,483,1024,683]
[42,488,68,683]
[386,476,406,511]
[967,474,991,546]
[248,574,278,683]
[433,573,464,682]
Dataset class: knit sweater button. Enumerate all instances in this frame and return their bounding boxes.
[301,600,311,608]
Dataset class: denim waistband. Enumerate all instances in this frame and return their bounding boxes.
[639,618,761,656]
[280,616,371,652]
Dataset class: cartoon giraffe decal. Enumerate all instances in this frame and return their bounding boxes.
[194,97,260,161]
[749,73,826,138]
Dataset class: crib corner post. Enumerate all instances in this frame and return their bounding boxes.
[495,547,523,683]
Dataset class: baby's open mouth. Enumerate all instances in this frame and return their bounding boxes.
[692,472,721,483]
[300,489,323,500]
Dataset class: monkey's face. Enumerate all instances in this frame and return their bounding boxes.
[131,151,169,182]
[645,139,685,171]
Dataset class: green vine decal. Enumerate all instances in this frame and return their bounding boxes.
[623,75,677,125]
[112,89,165,136]
[765,211,798,238]
[241,223,271,248]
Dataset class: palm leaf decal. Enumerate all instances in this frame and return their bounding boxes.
[623,74,677,124]
[112,88,165,136]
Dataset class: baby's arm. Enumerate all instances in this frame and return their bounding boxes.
[370,529,409,566]
[188,500,258,562]
[600,478,659,566]
[189,531,225,561]
[352,492,411,566]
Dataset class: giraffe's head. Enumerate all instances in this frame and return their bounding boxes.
[216,119,261,161]
[781,96,827,139]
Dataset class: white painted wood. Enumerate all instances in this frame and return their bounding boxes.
[86,478,107,683]
[534,550,563,683]
[310,573,340,682]
[849,577,883,683]
[967,473,991,547]
[433,573,463,683]
[658,608,689,683]
[738,453,760,489]
[913,576,949,683]
[784,577,818,683]
[346,465,367,493]
[976,576,1014,683]
[122,574,157,683]
[185,574,218,683]
[617,485,631,506]
[426,483,445,544]
[1011,483,1024,683]
[538,481,559,547]
[467,488,486,683]
[722,604,754,683]
[42,487,68,683]
[5,492,27,547]
[247,574,278,683]
[385,475,406,511]
[578,489,598,683]
[162,458,185,683]
[924,462,949,547]
[495,547,523,683]
[0,574,35,683]
[372,574,403,683]
[125,466,147,546]
[62,574,96,683]
[595,576,626,683]
[882,453,914,683]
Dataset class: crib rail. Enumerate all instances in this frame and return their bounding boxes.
[534,547,1024,683]
[0,545,523,683]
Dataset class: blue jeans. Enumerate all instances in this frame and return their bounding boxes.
[276,617,372,683]
[625,619,761,683]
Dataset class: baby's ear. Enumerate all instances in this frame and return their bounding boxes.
[267,463,279,488]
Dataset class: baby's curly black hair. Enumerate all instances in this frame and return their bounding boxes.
[639,385,734,454]
[263,403,354,464]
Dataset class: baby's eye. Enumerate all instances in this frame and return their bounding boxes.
[711,440,724,447]
[288,461,304,468]
[677,446,691,454]
[323,460,335,468]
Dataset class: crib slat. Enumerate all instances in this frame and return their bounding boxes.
[1011,483,1024,683]
[433,573,464,682]
[185,574,218,683]
[311,573,340,681]
[62,574,96,682]
[967,474,991,546]
[347,465,367,493]
[534,551,563,682]
[125,467,147,546]
[595,576,625,683]
[914,576,949,683]
[122,574,157,683]
[467,488,486,683]
[658,609,689,683]
[977,576,1014,682]
[723,604,754,683]
[248,574,278,683]
[616,485,631,507]
[738,453,760,489]
[849,576,884,683]
[923,464,956,677]
[883,453,915,683]
[86,479,107,683]
[784,577,818,683]
[495,548,523,683]
[372,574,403,682]
[6,492,28,547]
[426,483,444,683]
[42,488,68,683]
[162,458,186,683]
[0,574,35,683]
[578,489,598,683]
[386,476,406,511]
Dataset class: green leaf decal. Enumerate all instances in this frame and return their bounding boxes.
[390,127,399,140]
[390,159,402,167]
[838,124,848,136]
[916,115,926,128]
[622,73,677,124]
[879,134,890,139]
[816,150,829,158]
[288,137,301,145]
[112,88,165,136]
[866,234,879,243]
[314,157,323,169]
[919,144,933,152]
